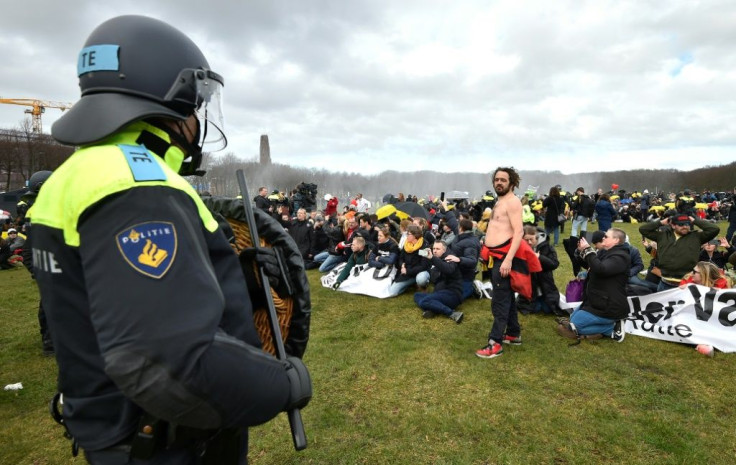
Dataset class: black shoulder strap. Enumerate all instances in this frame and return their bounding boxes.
[136,130,172,158]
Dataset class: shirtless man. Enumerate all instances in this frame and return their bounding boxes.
[476,167,524,359]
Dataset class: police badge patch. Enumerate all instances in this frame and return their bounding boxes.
[116,222,177,279]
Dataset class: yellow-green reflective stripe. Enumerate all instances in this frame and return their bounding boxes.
[31,145,217,247]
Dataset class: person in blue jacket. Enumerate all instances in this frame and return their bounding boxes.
[595,193,617,232]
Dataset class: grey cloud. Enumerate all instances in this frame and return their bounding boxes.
[0,0,733,175]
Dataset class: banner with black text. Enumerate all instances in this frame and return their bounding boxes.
[625,285,736,353]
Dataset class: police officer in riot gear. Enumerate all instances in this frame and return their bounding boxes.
[31,15,310,464]
[18,170,54,354]
[16,170,52,230]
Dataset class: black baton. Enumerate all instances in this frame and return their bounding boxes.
[236,169,308,451]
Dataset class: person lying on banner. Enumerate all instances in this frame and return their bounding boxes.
[679,261,731,289]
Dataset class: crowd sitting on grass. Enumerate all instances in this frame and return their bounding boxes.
[243,184,736,304]
[321,186,735,356]
[281,183,736,350]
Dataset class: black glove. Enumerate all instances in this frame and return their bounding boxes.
[240,246,297,298]
[284,356,312,410]
[203,198,310,359]
[240,246,282,289]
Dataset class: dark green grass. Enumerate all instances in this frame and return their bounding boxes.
[2,222,735,464]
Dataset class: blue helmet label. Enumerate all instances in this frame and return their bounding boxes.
[78,44,120,76]
[119,144,166,182]
[116,222,177,279]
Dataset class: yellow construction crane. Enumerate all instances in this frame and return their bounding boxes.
[0,98,74,134]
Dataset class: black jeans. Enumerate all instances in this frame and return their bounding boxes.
[488,258,520,343]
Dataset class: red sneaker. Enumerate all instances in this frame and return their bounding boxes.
[503,335,522,345]
[475,342,503,359]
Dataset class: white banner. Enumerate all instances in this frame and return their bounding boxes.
[321,263,397,299]
[625,285,736,353]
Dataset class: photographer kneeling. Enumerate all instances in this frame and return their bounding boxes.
[558,228,630,342]
[413,240,465,323]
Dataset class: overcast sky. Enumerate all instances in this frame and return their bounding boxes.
[1,1,734,175]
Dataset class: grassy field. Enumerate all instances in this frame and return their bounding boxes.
[2,222,735,464]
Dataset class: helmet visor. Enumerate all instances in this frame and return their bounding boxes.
[195,70,226,151]
[164,69,227,151]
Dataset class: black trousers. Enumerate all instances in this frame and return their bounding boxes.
[84,429,247,465]
[85,446,197,465]
[488,258,520,343]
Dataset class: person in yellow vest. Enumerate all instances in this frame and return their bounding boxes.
[521,195,536,225]
[30,15,310,464]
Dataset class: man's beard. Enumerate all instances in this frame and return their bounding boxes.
[495,184,510,196]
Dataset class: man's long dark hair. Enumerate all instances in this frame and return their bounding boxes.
[493,167,520,190]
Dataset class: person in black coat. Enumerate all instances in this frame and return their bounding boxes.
[311,215,329,254]
[564,228,631,341]
[542,186,566,246]
[368,226,400,269]
[516,226,562,315]
[355,213,379,250]
[413,240,465,323]
[433,204,459,235]
[254,186,272,212]
[445,218,481,300]
[389,224,431,296]
[305,214,329,270]
[289,208,313,261]
[699,237,734,269]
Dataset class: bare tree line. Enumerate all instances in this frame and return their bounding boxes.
[1,125,734,201]
[195,152,736,206]
[0,123,73,191]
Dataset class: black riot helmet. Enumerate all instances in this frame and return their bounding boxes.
[52,15,226,175]
[29,170,53,193]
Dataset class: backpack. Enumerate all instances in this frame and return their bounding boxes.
[579,196,595,218]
